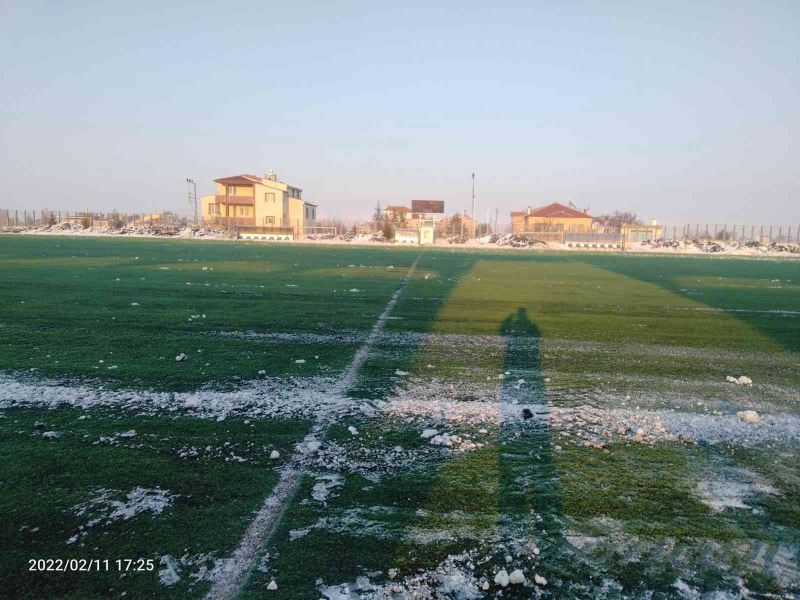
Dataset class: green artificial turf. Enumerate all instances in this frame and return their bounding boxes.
[0,407,310,599]
[1,236,799,599]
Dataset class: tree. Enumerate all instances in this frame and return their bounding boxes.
[594,211,641,228]
[444,213,468,236]
[382,220,395,241]
[373,201,383,223]
[109,210,124,230]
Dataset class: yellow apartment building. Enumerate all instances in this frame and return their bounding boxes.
[201,171,317,234]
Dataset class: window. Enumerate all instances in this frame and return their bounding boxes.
[227,185,236,196]
[239,206,250,217]
[265,192,275,203]
[209,203,220,215]
[265,216,275,225]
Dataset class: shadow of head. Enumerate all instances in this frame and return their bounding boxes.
[499,307,539,338]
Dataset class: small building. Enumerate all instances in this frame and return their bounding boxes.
[201,171,317,236]
[511,202,592,234]
[394,228,421,244]
[419,225,435,245]
[621,222,663,243]
[393,225,436,245]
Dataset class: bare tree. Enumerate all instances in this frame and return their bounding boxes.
[109,211,124,230]
[594,211,641,228]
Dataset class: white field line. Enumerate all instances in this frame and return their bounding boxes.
[205,254,421,600]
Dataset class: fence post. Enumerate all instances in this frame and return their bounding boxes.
[769,226,773,242]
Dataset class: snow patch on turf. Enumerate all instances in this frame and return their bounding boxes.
[318,552,484,600]
[310,474,344,503]
[381,395,800,448]
[695,469,779,512]
[0,372,337,420]
[159,552,233,588]
[213,329,365,345]
[68,487,176,544]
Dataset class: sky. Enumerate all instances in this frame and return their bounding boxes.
[1,1,798,225]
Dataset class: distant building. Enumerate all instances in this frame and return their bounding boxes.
[201,171,317,233]
[511,202,592,234]
[437,212,476,237]
[621,222,663,243]
[383,205,411,222]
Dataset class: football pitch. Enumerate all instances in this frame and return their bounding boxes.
[1,235,798,599]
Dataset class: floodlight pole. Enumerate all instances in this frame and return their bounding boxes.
[471,173,476,238]
[186,178,198,225]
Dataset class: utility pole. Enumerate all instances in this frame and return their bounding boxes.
[186,178,198,225]
[471,173,476,238]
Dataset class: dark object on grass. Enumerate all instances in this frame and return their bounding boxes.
[522,408,533,419]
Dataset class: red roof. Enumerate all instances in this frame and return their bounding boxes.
[385,205,410,212]
[513,202,590,219]
[213,174,261,185]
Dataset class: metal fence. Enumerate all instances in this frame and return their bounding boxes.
[516,231,624,244]
[0,209,192,228]
[303,226,338,236]
[662,224,799,243]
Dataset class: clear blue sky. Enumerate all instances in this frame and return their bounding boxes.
[1,1,798,225]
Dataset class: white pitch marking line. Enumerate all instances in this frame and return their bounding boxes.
[206,254,421,600]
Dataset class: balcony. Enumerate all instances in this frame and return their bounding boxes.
[214,195,255,205]
[203,216,255,228]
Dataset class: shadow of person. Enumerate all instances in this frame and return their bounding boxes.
[498,307,568,583]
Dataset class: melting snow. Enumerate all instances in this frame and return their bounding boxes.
[311,474,344,503]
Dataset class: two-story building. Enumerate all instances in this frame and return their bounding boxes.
[511,202,592,234]
[383,205,411,222]
[201,171,317,235]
